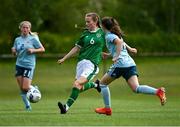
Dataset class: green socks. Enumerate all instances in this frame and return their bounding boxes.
[66,82,96,109]
[66,87,80,107]
[80,82,96,93]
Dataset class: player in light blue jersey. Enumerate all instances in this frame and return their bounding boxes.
[95,17,166,115]
[12,21,45,111]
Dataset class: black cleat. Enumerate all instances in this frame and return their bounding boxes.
[94,79,101,93]
[58,102,67,114]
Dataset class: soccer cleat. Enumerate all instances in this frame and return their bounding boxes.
[94,79,101,93]
[58,102,67,114]
[26,105,32,111]
[156,87,166,106]
[95,107,112,116]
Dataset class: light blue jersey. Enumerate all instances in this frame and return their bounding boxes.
[13,34,42,69]
[105,32,136,68]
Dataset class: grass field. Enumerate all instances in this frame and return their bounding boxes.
[0,56,180,126]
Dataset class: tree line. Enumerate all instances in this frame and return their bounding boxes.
[0,0,180,54]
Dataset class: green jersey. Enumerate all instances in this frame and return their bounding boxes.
[75,28,105,65]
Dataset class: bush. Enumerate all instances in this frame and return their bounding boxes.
[39,32,78,53]
[124,32,180,53]
[0,34,12,54]
[0,32,180,55]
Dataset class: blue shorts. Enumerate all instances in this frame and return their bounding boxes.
[15,65,34,79]
[107,66,138,81]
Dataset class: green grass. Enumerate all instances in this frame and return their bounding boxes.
[0,56,180,126]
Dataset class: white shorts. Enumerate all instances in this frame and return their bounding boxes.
[76,59,99,81]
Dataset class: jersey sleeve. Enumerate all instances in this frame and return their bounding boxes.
[32,35,42,49]
[75,38,83,48]
[12,38,18,49]
[106,33,119,43]
[75,30,87,48]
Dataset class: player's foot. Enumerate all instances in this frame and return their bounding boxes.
[156,87,166,106]
[33,85,39,90]
[58,102,67,114]
[94,79,101,93]
[95,107,112,116]
[26,105,32,111]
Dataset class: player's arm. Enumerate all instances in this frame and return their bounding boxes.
[12,40,17,56]
[102,52,111,59]
[27,45,45,54]
[27,36,45,54]
[57,46,80,64]
[11,47,17,56]
[124,42,137,54]
[112,38,123,63]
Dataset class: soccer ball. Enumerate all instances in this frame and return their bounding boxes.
[27,87,41,103]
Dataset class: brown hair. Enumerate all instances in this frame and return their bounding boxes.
[101,17,124,38]
[86,12,101,28]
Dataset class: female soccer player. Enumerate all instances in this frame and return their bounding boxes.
[57,12,105,114]
[95,17,166,115]
[12,21,45,111]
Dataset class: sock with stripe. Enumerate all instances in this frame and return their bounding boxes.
[80,82,96,93]
[66,87,80,110]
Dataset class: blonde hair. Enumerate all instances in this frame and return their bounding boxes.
[19,21,31,29]
[19,21,38,35]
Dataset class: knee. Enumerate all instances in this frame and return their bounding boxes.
[73,81,82,90]
[132,86,139,93]
[100,84,108,88]
[22,86,29,92]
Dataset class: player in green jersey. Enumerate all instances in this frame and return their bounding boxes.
[57,12,105,114]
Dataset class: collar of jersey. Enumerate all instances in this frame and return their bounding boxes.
[21,34,30,38]
[105,31,111,35]
[89,28,100,33]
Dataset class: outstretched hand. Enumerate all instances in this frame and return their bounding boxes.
[57,58,65,64]
[112,56,118,63]
[27,48,35,54]
[129,48,137,55]
[11,48,17,56]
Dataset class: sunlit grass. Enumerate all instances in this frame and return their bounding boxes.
[0,56,180,126]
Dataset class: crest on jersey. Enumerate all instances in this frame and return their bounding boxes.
[96,33,101,38]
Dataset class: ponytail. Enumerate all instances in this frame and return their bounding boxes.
[102,17,124,38]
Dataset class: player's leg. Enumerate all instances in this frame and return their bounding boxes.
[126,66,166,105]
[96,66,124,115]
[95,73,115,115]
[127,75,157,94]
[79,61,100,93]
[21,77,32,110]
[15,66,31,110]
[58,59,100,114]
[16,76,23,89]
[21,67,34,111]
[58,76,88,114]
[124,66,158,94]
[80,80,101,93]
[16,75,31,111]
